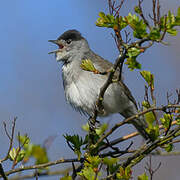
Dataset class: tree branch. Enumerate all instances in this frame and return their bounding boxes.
[94,104,180,149]
[122,126,180,168]
[8,167,73,180]
[2,158,81,177]
[1,118,17,163]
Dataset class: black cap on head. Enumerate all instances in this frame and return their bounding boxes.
[58,29,83,41]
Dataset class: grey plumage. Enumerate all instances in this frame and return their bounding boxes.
[49,29,149,140]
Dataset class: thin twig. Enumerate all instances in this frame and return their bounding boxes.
[138,0,151,30]
[2,158,81,177]
[160,15,167,41]
[94,105,180,149]
[145,156,161,180]
[152,0,157,26]
[12,134,29,169]
[122,126,180,168]
[8,167,74,180]
[1,118,17,163]
[99,120,178,152]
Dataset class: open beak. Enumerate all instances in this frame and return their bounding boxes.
[48,40,59,44]
[48,40,64,54]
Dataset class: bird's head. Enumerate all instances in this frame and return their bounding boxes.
[48,30,89,63]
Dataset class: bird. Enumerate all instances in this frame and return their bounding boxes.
[48,29,149,140]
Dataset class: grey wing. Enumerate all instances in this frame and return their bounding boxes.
[91,53,114,72]
[91,53,138,108]
[83,51,120,79]
[119,81,138,109]
[82,51,137,106]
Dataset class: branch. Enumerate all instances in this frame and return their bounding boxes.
[94,104,180,149]
[8,167,73,180]
[96,52,127,112]
[0,163,8,180]
[1,118,17,163]
[122,125,180,168]
[138,0,151,30]
[2,158,81,177]
[99,120,178,152]
[88,52,127,145]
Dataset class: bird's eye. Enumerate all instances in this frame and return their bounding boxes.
[66,39,72,44]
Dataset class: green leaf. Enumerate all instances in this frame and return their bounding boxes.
[142,101,151,108]
[160,113,173,129]
[177,118,180,125]
[83,135,89,145]
[64,134,85,159]
[116,166,132,180]
[96,12,115,28]
[164,144,174,152]
[9,148,18,161]
[138,173,149,180]
[85,155,101,169]
[78,155,102,179]
[116,16,128,30]
[103,157,118,166]
[166,28,177,36]
[125,56,141,71]
[144,111,156,128]
[64,134,84,149]
[78,167,99,180]
[126,48,142,70]
[80,59,97,72]
[149,28,161,40]
[32,145,49,165]
[103,157,119,174]
[140,70,154,89]
[125,13,148,39]
[146,125,159,141]
[18,135,30,150]
[160,10,180,36]
[142,101,156,130]
[96,12,127,30]
[134,6,141,14]
[9,147,25,163]
[82,123,89,132]
[95,123,108,135]
[127,47,141,58]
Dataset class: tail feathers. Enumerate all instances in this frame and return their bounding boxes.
[120,111,150,140]
[131,117,149,140]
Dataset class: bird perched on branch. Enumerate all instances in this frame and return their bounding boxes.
[49,29,149,140]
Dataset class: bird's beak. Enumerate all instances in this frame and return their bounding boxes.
[48,40,59,45]
[48,40,64,54]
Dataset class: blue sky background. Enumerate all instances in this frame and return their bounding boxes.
[0,0,180,179]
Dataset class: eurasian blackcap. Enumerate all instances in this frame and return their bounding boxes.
[49,29,149,139]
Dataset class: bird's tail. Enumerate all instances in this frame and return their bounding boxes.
[120,111,149,140]
[131,116,149,140]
